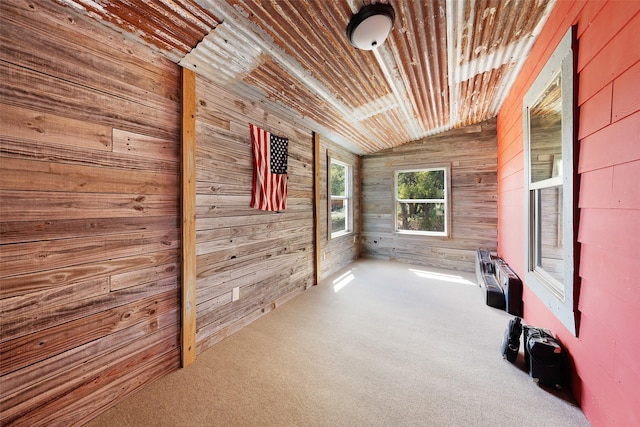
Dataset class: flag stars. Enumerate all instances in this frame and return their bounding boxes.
[270,134,288,174]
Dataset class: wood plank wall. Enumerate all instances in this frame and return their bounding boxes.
[0,2,181,425]
[361,119,498,272]
[194,76,318,353]
[319,141,361,279]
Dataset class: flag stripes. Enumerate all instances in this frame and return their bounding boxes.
[250,123,288,211]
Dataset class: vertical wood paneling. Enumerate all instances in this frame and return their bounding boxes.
[313,132,322,285]
[361,120,498,272]
[194,75,317,354]
[181,67,197,367]
[0,1,181,425]
[496,1,640,425]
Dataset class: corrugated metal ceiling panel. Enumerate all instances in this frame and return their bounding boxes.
[53,0,556,154]
[55,0,222,61]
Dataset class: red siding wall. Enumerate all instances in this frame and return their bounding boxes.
[497,1,640,426]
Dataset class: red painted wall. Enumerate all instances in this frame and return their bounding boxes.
[497,1,640,426]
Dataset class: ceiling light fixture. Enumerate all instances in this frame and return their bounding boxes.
[346,3,395,50]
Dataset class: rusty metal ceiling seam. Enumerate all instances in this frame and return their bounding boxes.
[50,0,557,154]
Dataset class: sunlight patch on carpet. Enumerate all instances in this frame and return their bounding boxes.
[333,270,354,292]
[409,269,476,286]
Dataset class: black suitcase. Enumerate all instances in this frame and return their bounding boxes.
[475,249,505,309]
[475,248,494,278]
[482,273,506,309]
[523,326,564,389]
[500,316,522,362]
[494,258,523,317]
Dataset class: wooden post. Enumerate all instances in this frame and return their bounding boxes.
[313,132,321,286]
[181,67,197,367]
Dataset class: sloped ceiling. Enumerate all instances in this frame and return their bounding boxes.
[55,0,555,154]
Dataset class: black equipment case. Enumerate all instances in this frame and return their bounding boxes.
[483,275,506,309]
[475,248,505,310]
[475,249,524,314]
[494,258,523,317]
[475,247,494,278]
[523,326,565,389]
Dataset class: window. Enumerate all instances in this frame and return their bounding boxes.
[523,27,578,336]
[395,167,450,236]
[329,158,352,238]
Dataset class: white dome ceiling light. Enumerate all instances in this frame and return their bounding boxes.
[346,3,395,51]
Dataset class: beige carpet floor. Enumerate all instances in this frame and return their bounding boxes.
[86,259,590,427]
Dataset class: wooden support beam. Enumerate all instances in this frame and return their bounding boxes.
[313,132,321,286]
[181,67,197,367]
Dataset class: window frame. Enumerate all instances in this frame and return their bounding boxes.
[394,166,451,237]
[523,27,578,336]
[329,157,353,239]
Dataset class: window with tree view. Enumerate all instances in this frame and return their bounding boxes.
[330,159,351,237]
[395,168,449,236]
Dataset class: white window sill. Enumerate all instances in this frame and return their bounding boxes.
[395,230,448,237]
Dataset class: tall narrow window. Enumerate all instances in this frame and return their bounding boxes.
[330,159,352,238]
[523,27,578,336]
[395,167,450,236]
[528,73,565,296]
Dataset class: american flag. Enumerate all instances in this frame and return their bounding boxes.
[250,123,288,211]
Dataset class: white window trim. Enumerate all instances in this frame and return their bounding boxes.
[329,158,353,239]
[394,166,450,237]
[523,27,578,336]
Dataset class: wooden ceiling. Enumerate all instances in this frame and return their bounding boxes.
[55,0,555,154]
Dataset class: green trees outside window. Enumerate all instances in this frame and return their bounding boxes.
[330,159,350,237]
[395,168,448,236]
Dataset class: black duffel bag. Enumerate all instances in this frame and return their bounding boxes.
[500,316,522,362]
